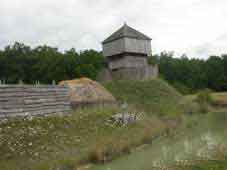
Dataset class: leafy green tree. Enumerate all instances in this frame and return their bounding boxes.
[0,42,105,84]
[206,56,226,91]
[1,41,227,93]
[153,52,226,93]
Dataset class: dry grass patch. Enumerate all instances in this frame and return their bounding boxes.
[212,92,227,107]
[87,116,167,164]
[186,92,227,113]
[88,137,131,164]
[141,117,167,144]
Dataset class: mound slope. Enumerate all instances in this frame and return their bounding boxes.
[105,79,191,116]
[59,78,116,107]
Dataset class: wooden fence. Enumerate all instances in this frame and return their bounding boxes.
[0,85,71,118]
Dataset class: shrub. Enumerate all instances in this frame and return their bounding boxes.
[196,89,213,104]
[141,126,155,144]
[88,137,131,164]
[141,118,166,144]
[179,99,199,115]
[172,81,194,95]
[196,89,213,113]
[199,102,210,113]
[88,146,106,163]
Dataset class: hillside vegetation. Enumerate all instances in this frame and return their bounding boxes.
[186,92,227,113]
[0,107,165,170]
[105,79,197,116]
[0,79,197,170]
[1,42,227,94]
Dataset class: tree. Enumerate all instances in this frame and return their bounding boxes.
[206,56,226,91]
[0,42,105,84]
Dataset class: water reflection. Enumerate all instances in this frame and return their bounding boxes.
[152,129,227,167]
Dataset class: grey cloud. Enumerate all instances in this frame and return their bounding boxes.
[185,33,227,58]
[0,0,227,58]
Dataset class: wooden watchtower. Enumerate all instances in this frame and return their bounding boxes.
[99,23,158,81]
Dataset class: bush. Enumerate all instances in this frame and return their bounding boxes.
[141,124,156,144]
[141,118,166,144]
[197,89,213,104]
[196,89,213,113]
[88,137,131,164]
[172,82,194,95]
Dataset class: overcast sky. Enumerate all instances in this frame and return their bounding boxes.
[1,0,227,58]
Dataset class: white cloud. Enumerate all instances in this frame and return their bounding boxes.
[0,0,227,58]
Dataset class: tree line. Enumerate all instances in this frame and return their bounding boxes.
[149,52,227,93]
[0,42,104,84]
[0,42,227,93]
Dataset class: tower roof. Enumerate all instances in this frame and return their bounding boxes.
[103,23,152,44]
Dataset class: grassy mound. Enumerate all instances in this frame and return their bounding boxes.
[0,107,167,170]
[105,79,194,116]
[0,79,198,170]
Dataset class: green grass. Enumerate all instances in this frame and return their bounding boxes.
[0,79,199,169]
[0,107,167,170]
[0,107,118,170]
[166,159,227,170]
[185,159,227,170]
[105,79,197,116]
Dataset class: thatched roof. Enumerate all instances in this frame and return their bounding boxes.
[59,78,116,106]
[103,23,152,44]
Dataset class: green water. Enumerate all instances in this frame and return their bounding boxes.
[91,113,227,170]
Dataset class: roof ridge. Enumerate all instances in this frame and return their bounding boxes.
[103,24,151,44]
[123,23,128,35]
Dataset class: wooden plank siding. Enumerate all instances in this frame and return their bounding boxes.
[0,85,71,118]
